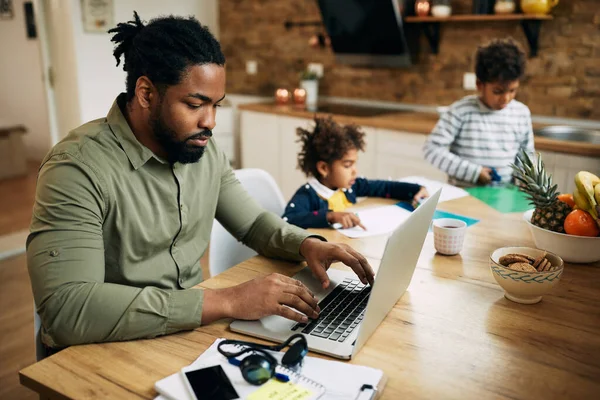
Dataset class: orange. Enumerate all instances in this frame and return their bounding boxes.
[564,210,600,237]
[557,193,575,209]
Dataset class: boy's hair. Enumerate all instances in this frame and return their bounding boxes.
[475,38,526,84]
[297,117,366,178]
[108,12,225,101]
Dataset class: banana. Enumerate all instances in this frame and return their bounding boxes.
[574,188,599,219]
[578,171,600,186]
[574,171,598,210]
[595,182,600,205]
[573,188,590,210]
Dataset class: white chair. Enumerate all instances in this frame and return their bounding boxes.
[209,169,286,277]
[34,306,48,361]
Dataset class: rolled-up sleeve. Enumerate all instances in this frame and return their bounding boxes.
[28,155,203,347]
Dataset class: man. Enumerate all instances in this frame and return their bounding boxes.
[27,12,374,349]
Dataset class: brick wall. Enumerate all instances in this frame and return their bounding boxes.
[219,0,600,119]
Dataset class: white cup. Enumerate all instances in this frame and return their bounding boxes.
[432,218,467,255]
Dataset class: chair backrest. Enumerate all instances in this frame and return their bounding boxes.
[209,169,286,277]
[34,306,48,361]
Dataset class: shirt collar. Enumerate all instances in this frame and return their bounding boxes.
[308,177,338,199]
[475,95,510,114]
[107,93,157,170]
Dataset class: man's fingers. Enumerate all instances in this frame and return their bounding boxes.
[280,293,318,319]
[331,246,368,284]
[283,282,319,312]
[305,259,330,289]
[280,275,315,298]
[344,246,375,285]
[276,305,308,323]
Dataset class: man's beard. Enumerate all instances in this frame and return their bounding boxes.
[150,114,212,164]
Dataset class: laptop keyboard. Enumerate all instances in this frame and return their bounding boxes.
[291,278,371,342]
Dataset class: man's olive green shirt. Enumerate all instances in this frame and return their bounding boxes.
[28,95,313,348]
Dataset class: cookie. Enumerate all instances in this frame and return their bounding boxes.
[532,252,547,269]
[508,253,536,263]
[536,258,546,271]
[499,254,532,266]
[538,258,553,272]
[508,262,538,273]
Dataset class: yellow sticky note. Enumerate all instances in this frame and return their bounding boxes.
[247,379,314,400]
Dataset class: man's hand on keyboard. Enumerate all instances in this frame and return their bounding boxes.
[221,273,320,323]
[299,238,375,289]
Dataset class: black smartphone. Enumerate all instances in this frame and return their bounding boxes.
[181,365,239,400]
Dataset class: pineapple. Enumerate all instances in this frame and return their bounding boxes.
[511,149,570,233]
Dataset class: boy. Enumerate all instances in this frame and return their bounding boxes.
[283,117,428,229]
[423,38,535,187]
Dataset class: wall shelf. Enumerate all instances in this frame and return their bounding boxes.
[404,14,553,57]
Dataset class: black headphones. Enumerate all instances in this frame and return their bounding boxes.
[217,334,308,385]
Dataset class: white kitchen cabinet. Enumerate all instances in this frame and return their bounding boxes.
[240,111,280,183]
[213,106,235,165]
[539,150,600,194]
[278,116,314,199]
[375,129,447,181]
[357,126,377,179]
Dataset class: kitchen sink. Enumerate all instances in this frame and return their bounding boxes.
[313,103,401,117]
[535,126,600,145]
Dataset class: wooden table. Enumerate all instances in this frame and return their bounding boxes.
[20,197,600,399]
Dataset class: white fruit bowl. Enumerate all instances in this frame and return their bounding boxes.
[490,246,564,304]
[523,209,600,264]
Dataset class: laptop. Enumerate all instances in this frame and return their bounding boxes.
[230,189,442,360]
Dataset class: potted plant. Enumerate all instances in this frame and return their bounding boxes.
[299,69,319,110]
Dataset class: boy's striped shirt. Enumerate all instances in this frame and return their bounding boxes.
[423,95,535,186]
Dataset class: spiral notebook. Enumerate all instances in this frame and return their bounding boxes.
[155,338,384,400]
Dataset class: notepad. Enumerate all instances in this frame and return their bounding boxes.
[155,338,385,400]
[248,380,314,400]
[337,205,412,238]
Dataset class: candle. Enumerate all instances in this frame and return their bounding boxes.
[293,88,307,105]
[275,88,290,105]
[415,0,430,17]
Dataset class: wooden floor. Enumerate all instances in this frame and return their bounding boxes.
[0,163,210,399]
[0,162,39,237]
[0,254,37,400]
[0,166,41,399]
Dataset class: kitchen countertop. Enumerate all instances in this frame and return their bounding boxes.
[239,102,600,157]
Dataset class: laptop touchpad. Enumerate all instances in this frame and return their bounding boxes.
[259,314,298,331]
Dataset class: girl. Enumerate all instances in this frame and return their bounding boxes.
[283,117,428,229]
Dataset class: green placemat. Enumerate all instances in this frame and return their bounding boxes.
[465,185,533,213]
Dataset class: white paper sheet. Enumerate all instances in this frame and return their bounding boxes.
[398,176,468,203]
[337,205,412,238]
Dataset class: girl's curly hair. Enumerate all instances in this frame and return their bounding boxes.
[297,116,366,178]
